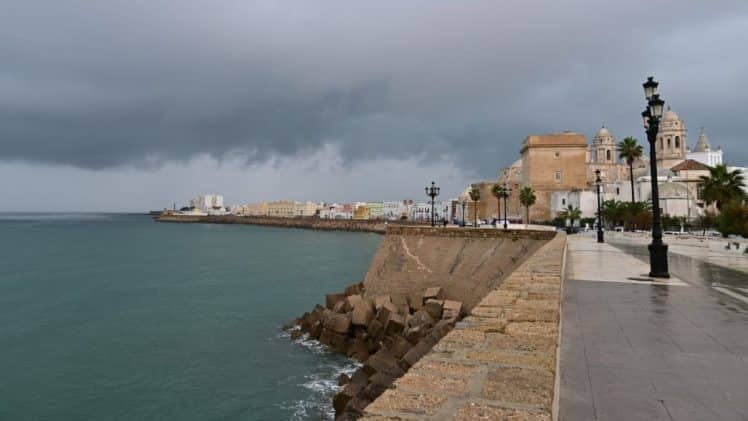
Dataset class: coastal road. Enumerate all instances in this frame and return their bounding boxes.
[559,235,748,420]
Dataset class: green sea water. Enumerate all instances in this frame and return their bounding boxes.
[0,213,381,420]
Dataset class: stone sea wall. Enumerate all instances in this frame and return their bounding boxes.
[362,233,567,420]
[155,215,390,233]
[290,226,559,420]
[365,227,555,311]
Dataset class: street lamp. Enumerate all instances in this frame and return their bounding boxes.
[498,184,512,229]
[642,76,670,278]
[595,169,604,243]
[425,181,440,227]
[461,200,467,227]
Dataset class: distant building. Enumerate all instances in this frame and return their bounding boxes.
[383,201,409,220]
[367,202,384,220]
[239,202,268,216]
[353,204,371,220]
[294,201,318,217]
[686,128,723,167]
[188,194,226,215]
[267,200,296,217]
[409,201,446,223]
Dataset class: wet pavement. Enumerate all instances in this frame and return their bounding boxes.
[559,234,748,420]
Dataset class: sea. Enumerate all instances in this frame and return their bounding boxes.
[0,213,381,420]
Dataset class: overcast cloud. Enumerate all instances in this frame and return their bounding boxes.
[1,1,747,211]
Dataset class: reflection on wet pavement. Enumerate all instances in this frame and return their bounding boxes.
[559,235,748,421]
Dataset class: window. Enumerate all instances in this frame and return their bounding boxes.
[562,198,566,205]
[555,171,562,182]
[616,187,620,195]
[675,136,680,148]
[667,138,671,148]
[555,152,560,158]
[606,150,611,161]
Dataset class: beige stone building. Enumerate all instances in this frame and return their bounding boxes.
[267,200,296,217]
[656,107,688,171]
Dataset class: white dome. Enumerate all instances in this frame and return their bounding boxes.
[662,108,681,122]
[593,126,614,144]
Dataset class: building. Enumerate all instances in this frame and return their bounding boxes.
[383,201,411,220]
[294,201,319,217]
[655,107,688,171]
[367,202,384,220]
[518,132,589,221]
[267,200,296,217]
[409,201,446,223]
[687,128,723,167]
[353,204,371,220]
[232,202,268,216]
[188,194,226,215]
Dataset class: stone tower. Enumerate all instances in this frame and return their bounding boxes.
[592,126,616,164]
[656,107,687,171]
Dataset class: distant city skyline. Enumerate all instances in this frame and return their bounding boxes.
[2,1,747,211]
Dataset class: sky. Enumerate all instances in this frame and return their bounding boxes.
[1,1,747,212]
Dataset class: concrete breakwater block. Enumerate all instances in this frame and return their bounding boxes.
[289,281,464,420]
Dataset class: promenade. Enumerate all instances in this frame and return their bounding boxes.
[560,234,748,420]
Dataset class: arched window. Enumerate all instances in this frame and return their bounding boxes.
[606,150,611,161]
[667,138,671,148]
[675,136,680,148]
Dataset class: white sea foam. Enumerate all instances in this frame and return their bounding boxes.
[278,328,362,420]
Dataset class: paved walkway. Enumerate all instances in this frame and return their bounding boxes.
[560,235,748,420]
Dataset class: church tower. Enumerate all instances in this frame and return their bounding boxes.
[656,107,687,171]
[592,126,616,164]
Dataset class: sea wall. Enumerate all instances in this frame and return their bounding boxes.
[364,226,556,311]
[291,226,559,419]
[362,233,567,420]
[155,215,390,233]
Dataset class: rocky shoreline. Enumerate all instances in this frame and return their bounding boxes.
[290,282,465,420]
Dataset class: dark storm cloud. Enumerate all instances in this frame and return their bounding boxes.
[1,0,747,177]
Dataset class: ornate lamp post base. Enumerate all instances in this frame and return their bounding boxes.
[648,243,670,278]
[597,230,604,243]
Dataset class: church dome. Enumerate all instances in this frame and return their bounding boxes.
[694,128,711,152]
[662,108,680,122]
[593,125,614,145]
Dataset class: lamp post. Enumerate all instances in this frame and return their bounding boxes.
[461,200,467,227]
[425,181,440,227]
[444,205,449,225]
[498,184,512,229]
[595,169,604,243]
[642,76,670,278]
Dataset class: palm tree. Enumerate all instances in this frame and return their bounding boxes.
[469,185,481,227]
[699,164,746,211]
[617,136,643,204]
[491,184,503,225]
[518,186,536,227]
[558,205,582,229]
[601,200,624,228]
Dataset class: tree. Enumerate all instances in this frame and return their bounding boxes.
[558,205,582,230]
[715,201,748,237]
[491,184,503,224]
[699,164,746,211]
[518,186,536,227]
[617,137,643,204]
[601,200,624,228]
[469,185,481,227]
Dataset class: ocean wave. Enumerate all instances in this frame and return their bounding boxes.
[278,329,362,420]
